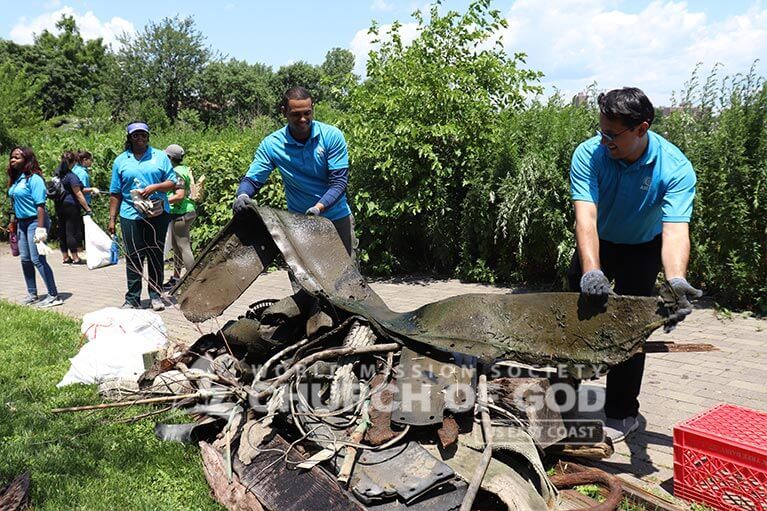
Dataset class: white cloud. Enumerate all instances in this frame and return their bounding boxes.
[9,6,135,49]
[349,21,420,77]
[498,0,767,105]
[371,0,394,11]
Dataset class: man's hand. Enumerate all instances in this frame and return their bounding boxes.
[663,277,703,333]
[33,227,47,243]
[232,194,253,215]
[108,218,116,236]
[91,187,101,196]
[579,269,614,297]
[305,205,321,216]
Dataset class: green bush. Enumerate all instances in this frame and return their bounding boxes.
[658,64,767,312]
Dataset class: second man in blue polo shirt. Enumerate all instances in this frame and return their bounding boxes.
[233,86,355,257]
[568,87,702,443]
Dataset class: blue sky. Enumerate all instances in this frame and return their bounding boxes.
[2,0,765,105]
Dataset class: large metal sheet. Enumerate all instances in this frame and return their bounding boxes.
[176,206,670,368]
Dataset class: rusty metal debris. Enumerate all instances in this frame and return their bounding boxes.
[56,205,708,510]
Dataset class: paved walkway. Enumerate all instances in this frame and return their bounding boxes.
[1,243,765,495]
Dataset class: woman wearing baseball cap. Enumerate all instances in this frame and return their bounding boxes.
[108,120,176,311]
[163,143,197,290]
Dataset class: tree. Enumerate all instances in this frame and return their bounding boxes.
[0,16,111,119]
[198,59,276,125]
[340,0,542,274]
[320,47,357,108]
[274,61,323,104]
[115,16,211,122]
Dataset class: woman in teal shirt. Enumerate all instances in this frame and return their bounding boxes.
[6,146,61,307]
[108,121,176,311]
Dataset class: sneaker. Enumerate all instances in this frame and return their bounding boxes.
[162,277,178,290]
[150,298,166,311]
[603,416,640,443]
[62,258,73,264]
[22,294,39,305]
[120,301,139,309]
[71,259,86,265]
[37,295,63,308]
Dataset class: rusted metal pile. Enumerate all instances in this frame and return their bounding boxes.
[128,206,693,511]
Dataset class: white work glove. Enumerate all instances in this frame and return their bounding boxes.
[91,187,101,195]
[130,189,153,216]
[305,205,321,216]
[33,227,47,243]
[36,241,54,256]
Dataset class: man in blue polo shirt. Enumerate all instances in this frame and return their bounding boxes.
[568,87,702,442]
[233,86,355,256]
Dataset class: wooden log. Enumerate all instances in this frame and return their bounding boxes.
[547,442,614,460]
[199,442,264,511]
[642,341,718,353]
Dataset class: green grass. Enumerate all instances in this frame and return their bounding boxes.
[0,299,222,510]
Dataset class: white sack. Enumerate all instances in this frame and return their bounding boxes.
[84,216,113,270]
[57,307,168,387]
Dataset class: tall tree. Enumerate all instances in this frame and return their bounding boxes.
[320,47,357,108]
[274,61,323,104]
[198,59,276,125]
[115,16,211,122]
[1,16,111,119]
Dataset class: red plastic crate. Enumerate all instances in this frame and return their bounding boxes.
[674,404,767,510]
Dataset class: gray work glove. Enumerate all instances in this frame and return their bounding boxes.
[579,269,614,297]
[305,205,321,216]
[232,194,254,215]
[663,277,703,333]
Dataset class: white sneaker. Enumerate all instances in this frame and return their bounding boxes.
[150,298,165,311]
[22,294,40,305]
[604,416,640,443]
[37,295,64,308]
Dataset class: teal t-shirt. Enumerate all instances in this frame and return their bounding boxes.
[109,147,175,220]
[72,164,91,204]
[8,173,47,218]
[570,131,696,244]
[245,120,351,221]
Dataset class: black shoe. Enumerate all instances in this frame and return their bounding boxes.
[162,277,178,290]
[63,258,73,264]
[71,259,86,265]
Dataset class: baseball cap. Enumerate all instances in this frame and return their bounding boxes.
[127,122,150,135]
[164,144,185,160]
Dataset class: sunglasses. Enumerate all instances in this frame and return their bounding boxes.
[595,126,636,142]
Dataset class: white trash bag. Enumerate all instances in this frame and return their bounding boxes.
[57,307,168,387]
[84,215,113,270]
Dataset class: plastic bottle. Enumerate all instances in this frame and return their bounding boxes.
[110,235,119,265]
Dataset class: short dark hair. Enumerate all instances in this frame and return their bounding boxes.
[280,87,313,111]
[598,87,655,128]
[77,150,92,163]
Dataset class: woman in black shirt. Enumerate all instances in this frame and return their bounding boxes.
[55,151,92,264]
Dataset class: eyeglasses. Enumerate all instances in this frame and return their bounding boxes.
[596,126,633,142]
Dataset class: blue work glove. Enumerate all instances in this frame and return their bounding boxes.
[305,205,321,216]
[579,269,613,297]
[663,277,703,333]
[232,194,254,215]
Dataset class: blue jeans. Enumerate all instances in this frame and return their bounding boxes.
[17,216,58,297]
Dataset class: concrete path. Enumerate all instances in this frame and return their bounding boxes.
[1,243,764,494]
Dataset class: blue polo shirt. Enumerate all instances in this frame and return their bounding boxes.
[110,147,175,220]
[72,164,91,204]
[8,173,47,219]
[245,120,352,221]
[570,131,696,244]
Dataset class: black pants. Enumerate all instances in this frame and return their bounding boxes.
[120,213,170,305]
[567,235,662,419]
[57,203,83,255]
